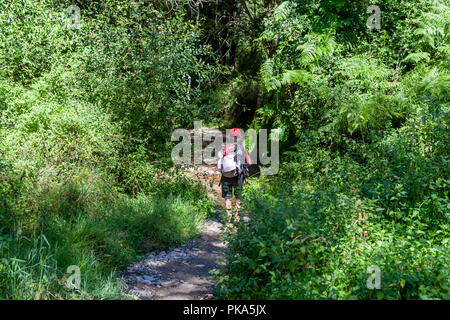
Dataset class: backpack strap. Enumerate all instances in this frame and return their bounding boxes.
[233,144,238,171]
[220,144,227,173]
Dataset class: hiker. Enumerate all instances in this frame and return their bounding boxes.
[217,128,252,223]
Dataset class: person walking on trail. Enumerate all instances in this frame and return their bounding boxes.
[217,128,252,223]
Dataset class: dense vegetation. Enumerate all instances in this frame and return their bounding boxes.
[1,0,448,299]
[0,0,216,299]
[214,0,449,299]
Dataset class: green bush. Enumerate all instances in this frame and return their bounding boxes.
[0,0,217,299]
[216,84,449,300]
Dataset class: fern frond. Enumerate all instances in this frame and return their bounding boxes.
[412,2,450,52]
[281,69,316,86]
[297,32,336,64]
[338,55,391,82]
[261,59,279,91]
[299,41,317,63]
[274,1,293,21]
[403,52,431,64]
[418,67,450,97]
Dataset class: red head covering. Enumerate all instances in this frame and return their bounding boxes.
[230,128,241,137]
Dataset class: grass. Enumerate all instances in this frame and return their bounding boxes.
[0,167,214,299]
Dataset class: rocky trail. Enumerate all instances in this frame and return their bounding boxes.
[122,129,229,300]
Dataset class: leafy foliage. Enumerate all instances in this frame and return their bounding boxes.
[216,0,450,300]
[0,0,215,299]
[0,0,448,301]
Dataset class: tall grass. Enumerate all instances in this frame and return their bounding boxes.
[0,174,213,299]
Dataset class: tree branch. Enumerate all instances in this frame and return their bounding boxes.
[239,0,254,21]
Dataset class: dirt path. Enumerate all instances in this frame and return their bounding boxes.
[123,129,228,300]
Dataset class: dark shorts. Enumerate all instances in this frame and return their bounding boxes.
[221,175,243,200]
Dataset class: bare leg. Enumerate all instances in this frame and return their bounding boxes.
[234,199,241,222]
[225,198,232,222]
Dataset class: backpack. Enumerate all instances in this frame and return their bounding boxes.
[218,143,242,178]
